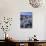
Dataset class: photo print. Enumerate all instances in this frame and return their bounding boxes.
[20,12,32,28]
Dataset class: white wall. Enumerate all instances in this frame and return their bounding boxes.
[0,0,46,40]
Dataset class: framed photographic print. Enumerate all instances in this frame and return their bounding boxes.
[20,12,32,28]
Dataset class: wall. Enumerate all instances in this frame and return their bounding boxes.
[0,0,46,40]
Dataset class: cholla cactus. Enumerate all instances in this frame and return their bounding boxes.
[0,17,12,39]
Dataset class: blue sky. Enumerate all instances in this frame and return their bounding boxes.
[20,12,32,16]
